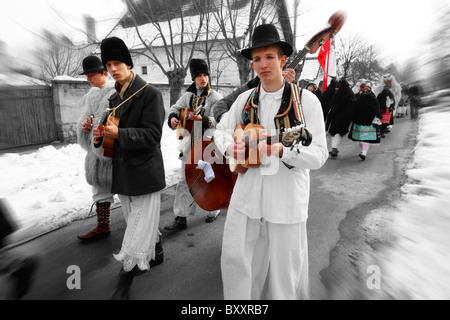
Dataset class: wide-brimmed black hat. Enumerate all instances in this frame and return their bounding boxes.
[79,56,105,75]
[190,58,210,81]
[241,24,293,60]
[100,37,133,69]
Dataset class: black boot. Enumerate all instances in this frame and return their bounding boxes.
[329,148,339,157]
[150,239,164,267]
[164,216,187,231]
[110,270,134,300]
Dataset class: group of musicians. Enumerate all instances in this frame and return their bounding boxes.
[74,23,328,300]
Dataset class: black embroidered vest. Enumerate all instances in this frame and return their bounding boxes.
[242,81,303,133]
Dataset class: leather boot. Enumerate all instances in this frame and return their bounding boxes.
[77,202,111,240]
[150,239,164,267]
[164,216,187,231]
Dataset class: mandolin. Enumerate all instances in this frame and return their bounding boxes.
[176,105,204,140]
[229,123,311,174]
[101,116,120,158]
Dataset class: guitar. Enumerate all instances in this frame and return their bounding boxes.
[176,105,204,140]
[284,11,346,70]
[101,116,120,158]
[229,123,311,174]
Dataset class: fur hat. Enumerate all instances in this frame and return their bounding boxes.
[100,37,133,69]
[189,58,209,81]
[79,56,105,75]
[241,24,293,60]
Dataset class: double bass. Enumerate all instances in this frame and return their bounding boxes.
[184,137,237,211]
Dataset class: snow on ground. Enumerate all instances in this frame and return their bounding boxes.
[0,125,181,240]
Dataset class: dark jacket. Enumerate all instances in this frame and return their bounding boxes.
[108,74,166,196]
[322,78,356,136]
[376,88,395,113]
[213,76,260,122]
[353,93,382,125]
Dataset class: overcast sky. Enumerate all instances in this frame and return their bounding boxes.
[1,0,447,69]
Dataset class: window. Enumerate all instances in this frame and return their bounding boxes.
[142,66,148,75]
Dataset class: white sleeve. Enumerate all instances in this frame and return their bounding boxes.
[213,90,252,158]
[280,89,328,170]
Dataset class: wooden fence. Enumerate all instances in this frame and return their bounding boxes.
[0,86,59,150]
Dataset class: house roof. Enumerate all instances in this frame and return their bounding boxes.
[120,0,250,26]
[103,0,292,51]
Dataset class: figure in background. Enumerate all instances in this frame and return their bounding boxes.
[348,81,382,160]
[396,83,409,118]
[322,78,356,158]
[76,55,116,241]
[408,82,423,120]
[165,58,223,231]
[376,82,396,138]
[373,74,402,130]
[306,82,323,110]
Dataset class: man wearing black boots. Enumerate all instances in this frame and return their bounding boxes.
[94,37,166,298]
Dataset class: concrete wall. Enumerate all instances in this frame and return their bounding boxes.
[51,78,236,143]
[51,79,91,143]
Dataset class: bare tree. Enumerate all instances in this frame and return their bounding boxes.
[37,30,87,81]
[123,0,207,105]
[213,0,279,85]
[335,34,384,86]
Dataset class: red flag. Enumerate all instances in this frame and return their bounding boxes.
[317,39,335,92]
[317,39,330,71]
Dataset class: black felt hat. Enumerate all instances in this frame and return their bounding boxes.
[189,58,210,81]
[79,56,105,75]
[241,24,293,60]
[100,37,133,69]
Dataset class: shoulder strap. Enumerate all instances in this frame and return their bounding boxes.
[291,83,306,127]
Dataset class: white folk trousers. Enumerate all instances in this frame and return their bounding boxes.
[113,192,161,272]
[221,208,309,300]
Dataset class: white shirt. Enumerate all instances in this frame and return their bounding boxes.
[214,83,328,224]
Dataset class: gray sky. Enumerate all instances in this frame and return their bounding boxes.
[1,0,446,69]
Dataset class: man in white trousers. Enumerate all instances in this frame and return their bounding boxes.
[214,24,328,300]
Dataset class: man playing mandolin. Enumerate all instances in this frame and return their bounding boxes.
[165,58,223,231]
[213,24,328,300]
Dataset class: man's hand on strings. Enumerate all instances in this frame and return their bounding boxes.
[226,140,246,161]
[81,116,93,133]
[188,113,202,121]
[104,119,119,140]
[258,133,283,158]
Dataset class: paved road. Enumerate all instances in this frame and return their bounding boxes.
[0,116,417,300]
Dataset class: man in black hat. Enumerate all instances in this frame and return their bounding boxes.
[94,37,166,297]
[76,55,116,241]
[214,24,328,300]
[164,58,223,232]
